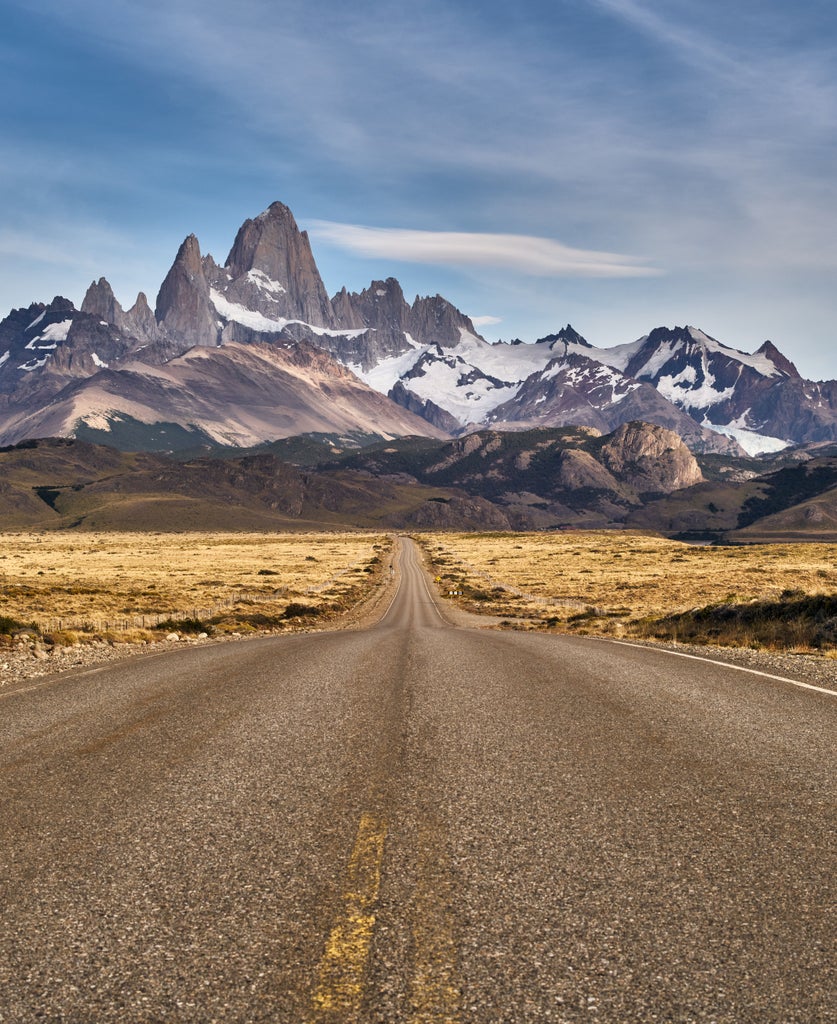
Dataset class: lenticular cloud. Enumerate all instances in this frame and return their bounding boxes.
[307,221,661,279]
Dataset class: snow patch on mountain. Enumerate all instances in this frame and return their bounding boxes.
[687,328,784,377]
[457,329,553,380]
[26,311,47,332]
[210,290,290,332]
[541,359,637,399]
[210,290,367,339]
[656,367,736,409]
[25,319,72,350]
[0,351,9,368]
[702,417,789,455]
[541,330,646,372]
[348,336,429,393]
[585,337,647,372]
[402,350,522,424]
[245,269,286,295]
[630,340,680,379]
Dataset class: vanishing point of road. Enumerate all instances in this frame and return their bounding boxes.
[1,538,834,1022]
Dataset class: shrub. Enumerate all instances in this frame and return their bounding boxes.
[283,602,320,619]
[231,612,286,629]
[0,614,39,636]
[636,593,837,650]
[154,617,211,635]
[567,607,599,622]
[41,630,80,647]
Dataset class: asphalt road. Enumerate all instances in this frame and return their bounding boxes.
[0,538,834,1023]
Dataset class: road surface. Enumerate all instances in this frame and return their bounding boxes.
[0,538,834,1022]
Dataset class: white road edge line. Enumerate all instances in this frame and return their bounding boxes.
[379,573,404,624]
[379,536,407,622]
[585,637,837,697]
[415,549,447,624]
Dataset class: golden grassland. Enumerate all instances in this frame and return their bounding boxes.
[0,531,390,640]
[4,527,836,655]
[418,531,837,653]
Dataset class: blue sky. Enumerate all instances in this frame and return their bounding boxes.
[2,0,835,377]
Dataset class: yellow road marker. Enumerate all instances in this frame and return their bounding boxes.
[409,823,461,1024]
[310,812,388,1018]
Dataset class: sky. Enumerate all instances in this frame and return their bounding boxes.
[2,0,835,378]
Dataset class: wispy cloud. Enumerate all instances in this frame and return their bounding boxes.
[589,0,837,124]
[588,0,744,79]
[0,230,101,272]
[307,222,661,279]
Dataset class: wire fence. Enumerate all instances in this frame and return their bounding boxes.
[34,587,290,635]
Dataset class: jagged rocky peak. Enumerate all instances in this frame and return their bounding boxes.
[409,293,479,349]
[329,277,416,370]
[79,280,158,349]
[756,340,800,378]
[225,202,295,279]
[126,291,157,336]
[45,295,76,316]
[330,286,357,329]
[631,324,707,354]
[627,324,744,383]
[339,277,411,329]
[539,324,591,351]
[364,276,409,309]
[81,277,125,325]
[222,201,334,325]
[178,233,204,273]
[154,233,219,352]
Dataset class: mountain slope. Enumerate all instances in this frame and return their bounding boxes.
[328,421,705,528]
[0,340,444,448]
[0,437,512,531]
[628,453,837,542]
[3,429,836,539]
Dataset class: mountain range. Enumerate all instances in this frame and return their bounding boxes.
[2,200,836,458]
[2,428,836,542]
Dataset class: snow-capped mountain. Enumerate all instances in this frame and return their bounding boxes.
[615,326,820,454]
[365,321,837,456]
[1,200,835,455]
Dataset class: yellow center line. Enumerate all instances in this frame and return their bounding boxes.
[310,811,388,1019]
[409,822,461,1024]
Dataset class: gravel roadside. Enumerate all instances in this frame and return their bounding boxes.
[3,620,834,697]
[638,638,837,690]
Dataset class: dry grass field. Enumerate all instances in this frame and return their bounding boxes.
[418,531,837,653]
[0,532,390,641]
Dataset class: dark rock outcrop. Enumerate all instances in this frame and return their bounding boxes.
[600,421,704,495]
